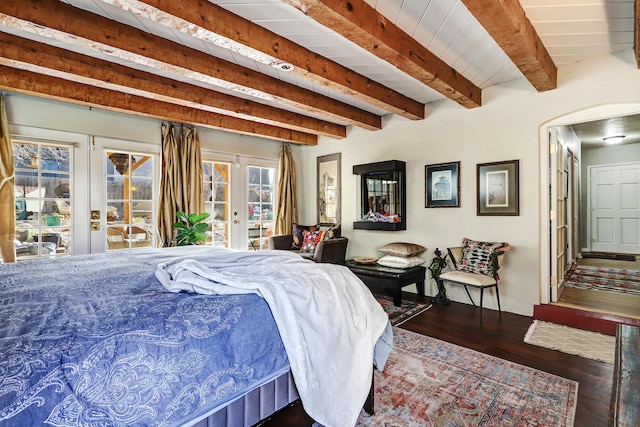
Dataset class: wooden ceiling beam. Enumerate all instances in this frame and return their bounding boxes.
[0,66,317,145]
[280,0,481,109]
[0,33,345,139]
[461,0,557,91]
[136,0,424,120]
[0,0,381,130]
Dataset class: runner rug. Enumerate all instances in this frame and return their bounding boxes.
[375,294,431,326]
[524,320,615,364]
[564,263,640,295]
[357,327,578,427]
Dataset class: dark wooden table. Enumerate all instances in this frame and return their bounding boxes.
[345,260,426,306]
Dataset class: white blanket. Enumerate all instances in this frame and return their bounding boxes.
[155,248,391,427]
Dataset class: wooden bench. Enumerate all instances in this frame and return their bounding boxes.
[609,324,640,426]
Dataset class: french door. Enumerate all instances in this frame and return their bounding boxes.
[201,153,277,251]
[549,129,572,302]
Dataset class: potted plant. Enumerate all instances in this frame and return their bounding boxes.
[43,212,64,226]
[173,211,211,246]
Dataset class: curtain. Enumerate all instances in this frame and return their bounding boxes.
[157,123,204,247]
[157,123,180,247]
[180,126,204,215]
[0,95,15,262]
[275,143,298,235]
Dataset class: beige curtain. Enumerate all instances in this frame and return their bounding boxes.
[180,126,204,215]
[157,124,204,247]
[157,123,180,247]
[275,143,298,235]
[0,95,15,262]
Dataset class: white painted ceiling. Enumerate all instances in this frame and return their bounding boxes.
[0,0,638,143]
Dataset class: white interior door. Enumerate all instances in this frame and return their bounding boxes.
[589,162,640,254]
[89,137,159,253]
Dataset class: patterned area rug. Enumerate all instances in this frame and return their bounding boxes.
[524,320,615,364]
[375,295,431,326]
[564,264,640,295]
[357,327,578,426]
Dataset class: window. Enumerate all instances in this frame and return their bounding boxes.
[13,141,72,259]
[105,151,154,250]
[203,161,231,247]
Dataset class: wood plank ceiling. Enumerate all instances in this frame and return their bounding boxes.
[0,0,637,145]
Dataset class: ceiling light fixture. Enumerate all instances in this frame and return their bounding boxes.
[275,62,295,72]
[603,135,625,145]
[27,154,39,168]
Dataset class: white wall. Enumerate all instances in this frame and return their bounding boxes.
[5,92,288,161]
[297,49,640,316]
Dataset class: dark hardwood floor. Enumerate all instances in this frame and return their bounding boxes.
[266,292,613,427]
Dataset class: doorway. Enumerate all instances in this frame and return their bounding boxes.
[202,152,277,251]
[541,104,640,316]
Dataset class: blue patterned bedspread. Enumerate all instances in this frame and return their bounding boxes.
[0,247,289,427]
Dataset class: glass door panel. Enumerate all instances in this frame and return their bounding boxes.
[13,141,73,259]
[203,161,231,247]
[247,165,275,250]
[105,151,154,251]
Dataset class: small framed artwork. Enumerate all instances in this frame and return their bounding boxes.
[425,161,460,208]
[317,153,341,225]
[477,159,519,216]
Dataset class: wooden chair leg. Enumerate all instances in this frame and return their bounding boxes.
[495,285,502,314]
[479,288,484,327]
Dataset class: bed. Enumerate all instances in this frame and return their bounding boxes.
[0,246,391,427]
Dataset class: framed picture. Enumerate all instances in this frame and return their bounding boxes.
[425,161,460,208]
[477,159,519,216]
[317,153,341,225]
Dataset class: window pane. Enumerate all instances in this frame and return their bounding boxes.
[106,176,126,200]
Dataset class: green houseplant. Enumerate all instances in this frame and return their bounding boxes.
[173,211,211,246]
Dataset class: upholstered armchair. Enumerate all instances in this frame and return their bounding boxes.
[269,234,348,264]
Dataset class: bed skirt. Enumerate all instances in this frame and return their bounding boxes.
[186,370,299,427]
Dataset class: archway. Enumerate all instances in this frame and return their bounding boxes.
[538,103,640,304]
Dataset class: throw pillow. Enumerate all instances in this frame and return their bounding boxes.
[457,238,510,277]
[300,230,326,253]
[378,242,426,257]
[376,255,425,269]
[323,223,341,239]
[292,223,319,248]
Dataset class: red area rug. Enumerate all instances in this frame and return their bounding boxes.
[375,295,431,326]
[357,327,578,426]
[564,264,640,295]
